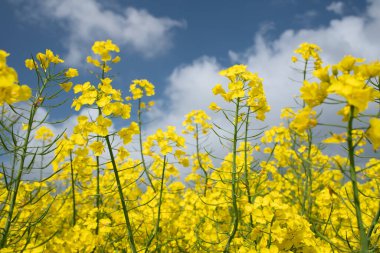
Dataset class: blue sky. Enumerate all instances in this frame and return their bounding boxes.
[1,0,367,81]
[0,0,378,135]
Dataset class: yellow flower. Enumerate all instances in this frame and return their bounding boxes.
[22,123,29,131]
[91,40,120,62]
[290,106,317,133]
[96,95,111,108]
[65,68,79,78]
[300,80,328,107]
[219,64,247,81]
[0,50,9,67]
[294,42,321,60]
[337,104,355,122]
[337,55,364,73]
[118,122,140,144]
[367,118,380,150]
[86,56,101,67]
[35,126,54,141]
[212,84,226,95]
[117,146,130,160]
[71,82,98,110]
[0,50,32,105]
[280,107,294,119]
[112,56,121,63]
[183,110,212,136]
[94,116,112,136]
[357,61,380,78]
[36,49,64,69]
[70,133,87,146]
[89,141,104,156]
[328,74,376,114]
[214,65,270,120]
[143,126,186,157]
[293,42,322,69]
[322,133,345,144]
[313,65,330,82]
[261,245,279,253]
[129,79,155,100]
[209,102,221,111]
[16,85,32,102]
[25,59,37,70]
[60,82,73,92]
[169,182,185,191]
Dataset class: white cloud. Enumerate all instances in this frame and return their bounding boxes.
[11,0,185,65]
[237,1,380,122]
[145,0,380,163]
[327,1,345,15]
[145,56,225,142]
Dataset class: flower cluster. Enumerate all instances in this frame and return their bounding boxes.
[143,126,186,157]
[87,39,120,72]
[182,110,212,136]
[25,49,64,70]
[0,50,31,105]
[35,126,54,141]
[72,77,131,119]
[1,41,380,253]
[292,42,322,69]
[128,79,155,100]
[211,64,270,120]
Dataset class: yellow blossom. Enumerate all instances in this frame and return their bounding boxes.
[337,55,365,73]
[183,110,212,136]
[290,106,317,133]
[36,49,64,69]
[118,122,140,144]
[25,59,37,70]
[212,84,226,95]
[209,102,221,111]
[293,42,322,69]
[367,118,380,150]
[35,126,54,141]
[129,79,155,100]
[112,56,121,63]
[0,50,32,105]
[89,141,104,156]
[300,80,328,107]
[65,68,79,78]
[60,82,73,92]
[322,133,346,144]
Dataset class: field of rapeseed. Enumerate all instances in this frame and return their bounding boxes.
[0,41,380,252]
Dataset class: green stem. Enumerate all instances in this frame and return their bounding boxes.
[105,135,137,253]
[243,108,254,228]
[70,151,76,226]
[300,58,313,217]
[306,129,313,217]
[138,99,155,192]
[0,99,37,248]
[301,129,313,217]
[347,105,368,252]
[95,108,102,235]
[145,156,166,253]
[303,59,308,83]
[195,124,208,197]
[95,155,101,235]
[367,202,380,242]
[224,98,240,253]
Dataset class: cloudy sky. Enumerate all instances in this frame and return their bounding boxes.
[1,0,378,139]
